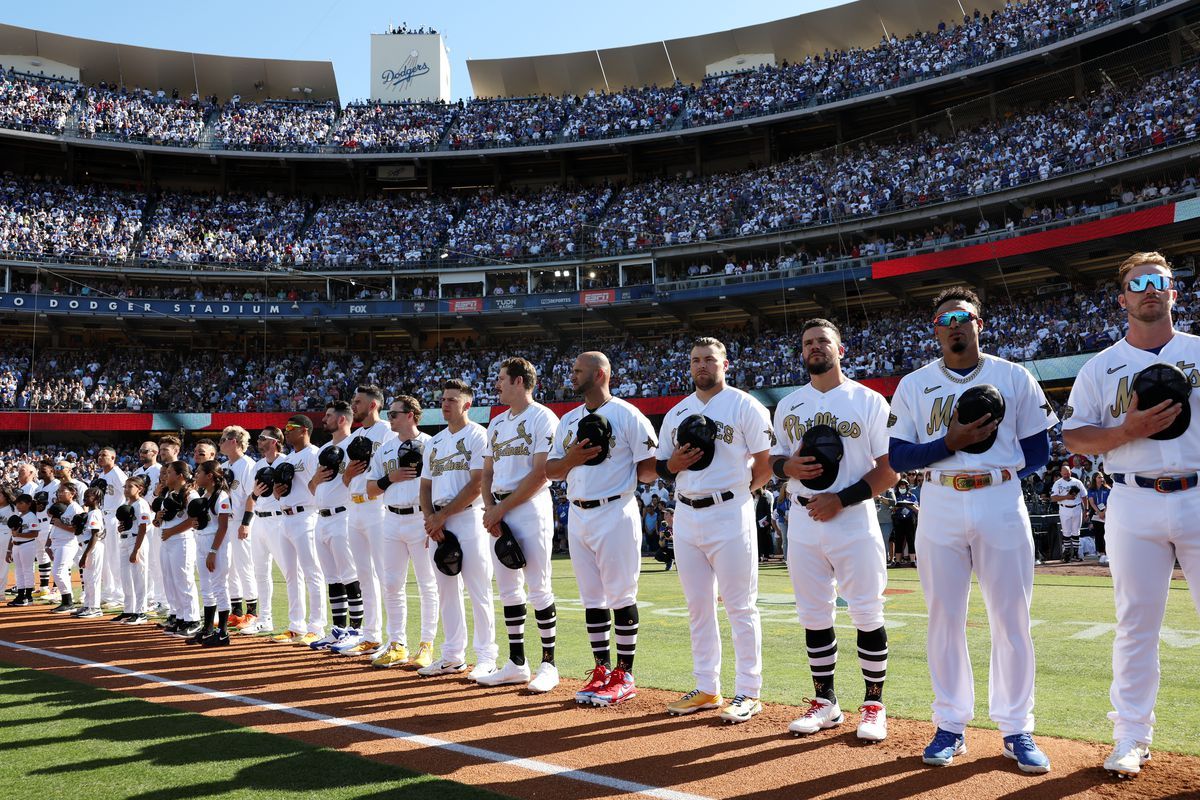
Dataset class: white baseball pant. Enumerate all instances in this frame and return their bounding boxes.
[0,530,11,589]
[80,537,105,609]
[227,519,256,607]
[1105,483,1200,745]
[161,533,199,622]
[101,514,124,604]
[49,534,80,597]
[315,511,356,585]
[567,496,641,609]
[348,502,384,643]
[146,525,166,607]
[674,494,762,698]
[787,500,888,630]
[916,478,1037,737]
[195,533,231,611]
[378,507,439,647]
[1059,504,1083,545]
[434,507,497,664]
[11,539,36,590]
[250,512,281,625]
[119,532,149,615]
[278,510,326,636]
[491,492,555,610]
[33,526,50,588]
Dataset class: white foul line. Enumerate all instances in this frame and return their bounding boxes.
[0,638,712,800]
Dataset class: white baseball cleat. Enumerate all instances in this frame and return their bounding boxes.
[476,659,531,687]
[526,662,560,693]
[467,660,497,682]
[418,658,469,677]
[788,697,843,735]
[1104,740,1151,778]
[856,702,887,741]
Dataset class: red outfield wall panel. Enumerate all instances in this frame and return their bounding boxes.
[0,412,155,431]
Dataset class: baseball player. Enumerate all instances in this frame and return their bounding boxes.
[1049,465,1088,562]
[477,358,561,692]
[658,338,773,722]
[545,351,658,707]
[0,487,15,595]
[417,379,498,678]
[46,482,84,614]
[367,395,437,669]
[309,402,360,651]
[1060,251,1200,777]
[73,487,106,618]
[770,320,898,740]
[130,441,165,615]
[151,436,182,625]
[888,286,1056,773]
[158,461,201,638]
[238,428,285,634]
[337,384,396,657]
[189,461,234,646]
[39,461,86,600]
[219,427,260,631]
[96,447,128,611]
[270,415,326,645]
[6,493,40,607]
[115,475,154,624]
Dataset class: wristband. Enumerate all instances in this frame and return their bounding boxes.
[209,547,218,554]
[241,511,254,526]
[772,459,789,480]
[655,460,677,481]
[835,479,872,508]
[251,492,261,500]
[376,474,392,492]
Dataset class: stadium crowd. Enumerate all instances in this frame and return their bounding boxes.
[330,102,454,152]
[77,85,212,145]
[212,99,338,151]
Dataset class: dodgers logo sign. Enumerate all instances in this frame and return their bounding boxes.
[381,50,431,91]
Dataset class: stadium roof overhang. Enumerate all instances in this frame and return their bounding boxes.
[467,0,1004,97]
[0,23,339,103]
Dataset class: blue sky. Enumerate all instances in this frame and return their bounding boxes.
[3,0,844,101]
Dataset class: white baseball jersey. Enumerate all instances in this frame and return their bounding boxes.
[349,419,396,495]
[282,444,319,508]
[20,480,38,497]
[132,497,153,532]
[485,403,558,493]
[771,379,891,498]
[131,463,162,493]
[254,454,286,513]
[314,439,351,509]
[1063,333,1200,474]
[194,490,232,537]
[1051,477,1087,506]
[224,454,257,516]
[82,509,103,539]
[657,386,772,495]
[50,500,84,542]
[100,466,129,513]
[371,432,431,507]
[889,354,1058,470]
[17,510,40,539]
[550,397,657,501]
[423,422,487,508]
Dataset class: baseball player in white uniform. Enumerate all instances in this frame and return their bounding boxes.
[1061,251,1200,778]
[658,338,773,723]
[219,427,261,631]
[770,320,897,741]
[239,428,285,634]
[309,401,359,651]
[130,442,164,614]
[338,384,396,657]
[270,415,326,645]
[150,436,182,625]
[367,395,437,670]
[117,475,154,624]
[478,358,561,692]
[96,448,128,610]
[157,460,200,637]
[888,286,1056,773]
[417,379,498,679]
[1049,465,1088,562]
[546,351,658,707]
[46,483,84,613]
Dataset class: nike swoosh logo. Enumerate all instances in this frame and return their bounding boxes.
[1107,365,1126,374]
[790,402,805,410]
[676,407,690,416]
[924,385,941,394]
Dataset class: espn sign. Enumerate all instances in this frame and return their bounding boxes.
[580,289,615,306]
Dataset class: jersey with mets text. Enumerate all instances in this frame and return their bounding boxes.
[550,396,657,502]
[656,386,772,497]
[485,403,558,494]
[889,353,1058,472]
[1062,332,1200,474]
[771,378,890,499]
[423,423,487,508]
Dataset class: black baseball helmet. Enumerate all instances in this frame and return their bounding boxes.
[493,520,527,570]
[254,465,276,491]
[47,502,67,520]
[1133,362,1192,441]
[434,530,463,576]
[346,435,374,463]
[798,424,844,491]
[954,384,1006,454]
[318,445,345,480]
[273,462,296,497]
[576,413,612,466]
[116,503,135,531]
[676,414,718,471]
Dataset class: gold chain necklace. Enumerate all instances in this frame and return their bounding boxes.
[938,357,984,384]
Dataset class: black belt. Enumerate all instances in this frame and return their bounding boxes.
[319,507,346,518]
[1060,503,1080,509]
[1113,472,1198,493]
[677,490,735,509]
[282,506,307,516]
[388,505,418,515]
[572,495,623,509]
[119,533,135,539]
[255,510,281,518]
[11,538,34,545]
[492,491,512,502]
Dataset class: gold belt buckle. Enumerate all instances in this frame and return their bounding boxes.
[1154,477,1175,494]
[351,493,366,504]
[952,474,986,491]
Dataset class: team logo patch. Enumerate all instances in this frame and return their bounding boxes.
[1060,404,1074,420]
[887,413,898,428]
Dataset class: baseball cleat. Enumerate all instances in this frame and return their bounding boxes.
[467,660,498,682]
[200,631,231,647]
[175,621,202,638]
[526,662,560,693]
[31,588,50,600]
[329,629,364,653]
[76,607,102,618]
[100,600,123,610]
[720,694,762,724]
[296,633,320,646]
[310,626,347,651]
[1104,740,1150,778]
[417,658,469,677]
[234,613,257,632]
[788,698,843,735]
[1003,733,1050,773]
[338,640,383,658]
[476,659,530,687]
[591,668,636,707]
[123,613,149,625]
[576,664,611,704]
[227,613,245,630]
[922,728,967,766]
[667,689,723,716]
[408,641,435,669]
[372,642,409,669]
[50,602,75,614]
[271,630,300,644]
[856,702,887,742]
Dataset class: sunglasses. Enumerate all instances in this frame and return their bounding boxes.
[933,310,979,328]
[387,409,413,418]
[1124,273,1171,293]
[283,423,305,432]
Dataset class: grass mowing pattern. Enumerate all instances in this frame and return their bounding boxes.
[0,664,511,800]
